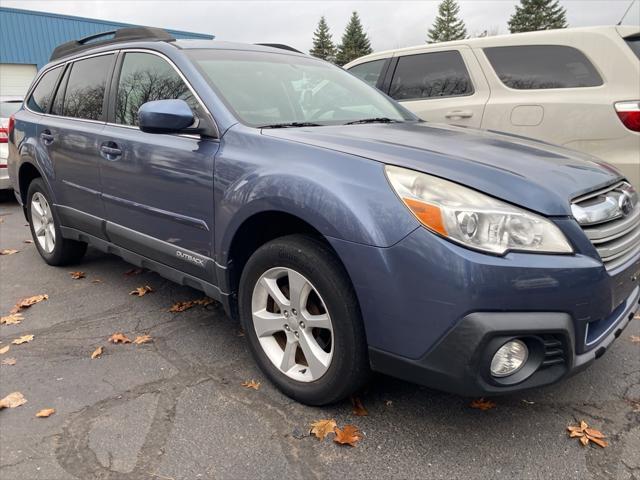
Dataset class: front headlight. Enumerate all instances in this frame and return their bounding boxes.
[385,165,573,255]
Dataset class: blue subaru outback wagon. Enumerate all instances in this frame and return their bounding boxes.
[7,27,640,405]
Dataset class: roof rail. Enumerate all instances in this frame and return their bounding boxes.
[255,43,302,54]
[50,26,176,62]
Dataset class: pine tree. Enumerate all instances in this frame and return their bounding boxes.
[427,0,467,43]
[309,16,337,62]
[335,11,373,66]
[508,0,568,33]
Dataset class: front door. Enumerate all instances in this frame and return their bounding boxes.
[386,46,489,128]
[99,51,218,281]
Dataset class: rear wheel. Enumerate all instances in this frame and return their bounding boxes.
[239,235,369,405]
[27,179,87,265]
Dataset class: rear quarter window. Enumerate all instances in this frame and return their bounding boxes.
[26,66,62,113]
[625,36,640,59]
[484,45,603,89]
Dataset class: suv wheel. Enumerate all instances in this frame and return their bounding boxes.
[239,235,369,405]
[27,179,87,265]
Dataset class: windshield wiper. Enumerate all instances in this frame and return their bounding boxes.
[344,117,401,125]
[259,122,323,129]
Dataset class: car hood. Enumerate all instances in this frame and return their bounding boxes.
[262,122,623,216]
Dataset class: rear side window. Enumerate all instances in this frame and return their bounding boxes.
[626,37,640,59]
[115,52,199,127]
[62,54,115,121]
[389,51,473,101]
[26,66,62,113]
[484,45,603,89]
[348,59,386,87]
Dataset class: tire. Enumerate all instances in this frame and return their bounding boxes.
[239,234,369,405]
[26,178,87,266]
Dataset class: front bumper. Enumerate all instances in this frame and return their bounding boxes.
[369,288,638,396]
[328,223,640,396]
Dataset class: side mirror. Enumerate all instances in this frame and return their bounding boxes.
[138,99,195,134]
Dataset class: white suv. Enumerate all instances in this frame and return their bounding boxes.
[345,26,640,188]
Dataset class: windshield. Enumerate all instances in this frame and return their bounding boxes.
[0,101,21,118]
[187,49,415,127]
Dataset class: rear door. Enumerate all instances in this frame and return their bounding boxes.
[386,46,489,128]
[39,53,116,238]
[100,50,218,280]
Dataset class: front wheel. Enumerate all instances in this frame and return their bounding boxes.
[27,179,87,266]
[239,235,369,405]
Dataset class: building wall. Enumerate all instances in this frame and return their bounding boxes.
[0,7,213,96]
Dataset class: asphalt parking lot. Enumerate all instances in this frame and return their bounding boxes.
[0,196,639,480]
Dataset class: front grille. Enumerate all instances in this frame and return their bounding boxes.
[572,182,640,271]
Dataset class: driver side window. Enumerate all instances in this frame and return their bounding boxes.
[115,52,200,126]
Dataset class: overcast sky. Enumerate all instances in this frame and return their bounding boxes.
[3,0,639,53]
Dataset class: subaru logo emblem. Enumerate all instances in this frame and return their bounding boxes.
[619,190,634,216]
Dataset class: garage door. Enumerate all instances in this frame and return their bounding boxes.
[0,64,37,96]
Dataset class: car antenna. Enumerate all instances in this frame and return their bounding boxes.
[617,0,636,25]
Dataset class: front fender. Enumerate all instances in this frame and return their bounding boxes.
[214,127,419,262]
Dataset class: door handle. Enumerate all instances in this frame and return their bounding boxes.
[40,130,54,145]
[100,142,122,160]
[445,110,474,119]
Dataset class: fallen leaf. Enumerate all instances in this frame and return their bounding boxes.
[631,335,640,344]
[91,279,103,284]
[310,419,337,440]
[168,301,195,313]
[1,313,23,325]
[470,398,496,410]
[567,420,608,448]
[91,346,103,359]
[69,271,85,280]
[133,334,152,345]
[0,249,18,256]
[36,408,55,418]
[129,285,153,297]
[0,345,10,355]
[124,268,144,276]
[629,400,640,413]
[384,400,393,407]
[108,333,131,344]
[193,297,214,306]
[0,392,27,409]
[10,294,48,314]
[333,424,362,447]
[237,329,245,337]
[23,239,33,244]
[1,358,16,366]
[12,334,34,345]
[351,396,368,416]
[241,379,261,390]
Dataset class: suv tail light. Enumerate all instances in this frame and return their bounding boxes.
[614,101,640,132]
[0,114,15,145]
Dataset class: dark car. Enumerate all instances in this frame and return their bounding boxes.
[7,27,640,405]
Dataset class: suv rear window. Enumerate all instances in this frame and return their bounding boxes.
[26,66,62,113]
[625,36,640,59]
[389,51,473,101]
[348,59,386,87]
[484,45,603,89]
[62,54,115,121]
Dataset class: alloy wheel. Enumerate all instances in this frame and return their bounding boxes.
[31,192,56,253]
[251,267,334,382]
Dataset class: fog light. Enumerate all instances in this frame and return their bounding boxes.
[490,339,528,377]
